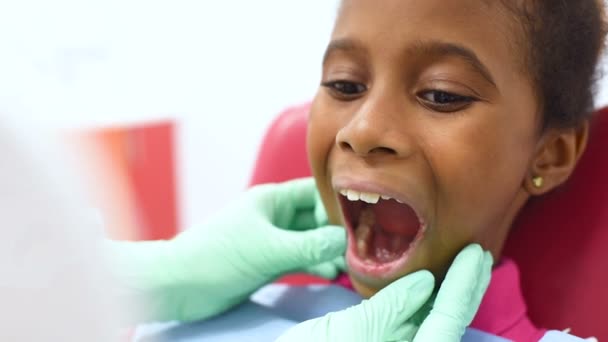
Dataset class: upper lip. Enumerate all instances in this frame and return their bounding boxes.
[332,176,427,226]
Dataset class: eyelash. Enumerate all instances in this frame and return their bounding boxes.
[321,80,478,113]
[321,81,367,100]
[417,90,477,113]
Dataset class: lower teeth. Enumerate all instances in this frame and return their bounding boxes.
[376,248,393,263]
[354,207,412,263]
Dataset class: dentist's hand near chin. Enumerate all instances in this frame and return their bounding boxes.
[276,244,493,342]
[105,178,347,323]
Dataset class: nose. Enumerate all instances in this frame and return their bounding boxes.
[336,99,414,158]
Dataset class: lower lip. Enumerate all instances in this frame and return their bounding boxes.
[345,223,426,280]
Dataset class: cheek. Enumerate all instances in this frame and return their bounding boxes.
[425,112,536,240]
[307,99,344,225]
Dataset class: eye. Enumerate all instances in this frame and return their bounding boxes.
[321,81,367,100]
[417,90,477,113]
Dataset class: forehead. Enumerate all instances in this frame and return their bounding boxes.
[333,0,524,81]
[337,0,509,33]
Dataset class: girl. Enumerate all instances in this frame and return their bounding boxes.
[307,0,606,340]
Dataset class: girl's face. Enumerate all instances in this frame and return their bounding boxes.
[308,0,541,297]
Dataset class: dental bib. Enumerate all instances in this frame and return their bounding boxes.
[134,284,511,341]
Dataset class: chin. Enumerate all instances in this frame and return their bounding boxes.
[347,261,422,298]
[350,276,379,298]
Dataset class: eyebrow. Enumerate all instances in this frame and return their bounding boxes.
[411,40,497,87]
[322,38,366,66]
[322,38,497,87]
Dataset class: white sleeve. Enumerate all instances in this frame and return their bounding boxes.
[0,116,128,341]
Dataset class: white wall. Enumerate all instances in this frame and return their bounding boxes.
[1,1,607,229]
[0,0,340,229]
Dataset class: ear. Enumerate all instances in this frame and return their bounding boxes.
[525,121,589,195]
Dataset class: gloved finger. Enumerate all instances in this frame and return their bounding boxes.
[256,178,320,229]
[268,226,347,274]
[289,210,318,231]
[287,192,330,230]
[358,271,435,338]
[274,271,434,342]
[386,322,419,342]
[268,178,319,212]
[332,255,347,272]
[468,251,492,318]
[301,261,341,279]
[388,291,435,341]
[413,244,492,341]
[314,190,329,225]
[300,256,346,279]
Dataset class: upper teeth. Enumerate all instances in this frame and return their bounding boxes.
[339,189,402,204]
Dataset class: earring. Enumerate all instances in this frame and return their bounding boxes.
[532,176,544,188]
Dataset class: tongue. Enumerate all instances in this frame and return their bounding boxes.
[372,199,420,237]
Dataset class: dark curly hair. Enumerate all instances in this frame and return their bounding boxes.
[503,0,607,130]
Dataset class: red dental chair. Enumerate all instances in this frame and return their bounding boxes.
[250,102,608,340]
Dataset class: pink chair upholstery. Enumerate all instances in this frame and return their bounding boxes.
[249,102,608,340]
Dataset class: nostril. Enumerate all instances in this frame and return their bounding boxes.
[339,141,354,152]
[370,147,397,155]
[338,141,397,155]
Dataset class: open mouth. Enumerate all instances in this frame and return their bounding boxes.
[338,189,426,279]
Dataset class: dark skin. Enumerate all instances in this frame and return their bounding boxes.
[307,0,589,298]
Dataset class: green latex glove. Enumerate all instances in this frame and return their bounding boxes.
[104,178,346,323]
[276,244,493,342]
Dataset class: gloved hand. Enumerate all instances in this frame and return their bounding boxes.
[104,178,346,323]
[276,244,493,342]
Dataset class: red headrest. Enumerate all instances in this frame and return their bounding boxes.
[503,108,608,339]
[250,103,608,340]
